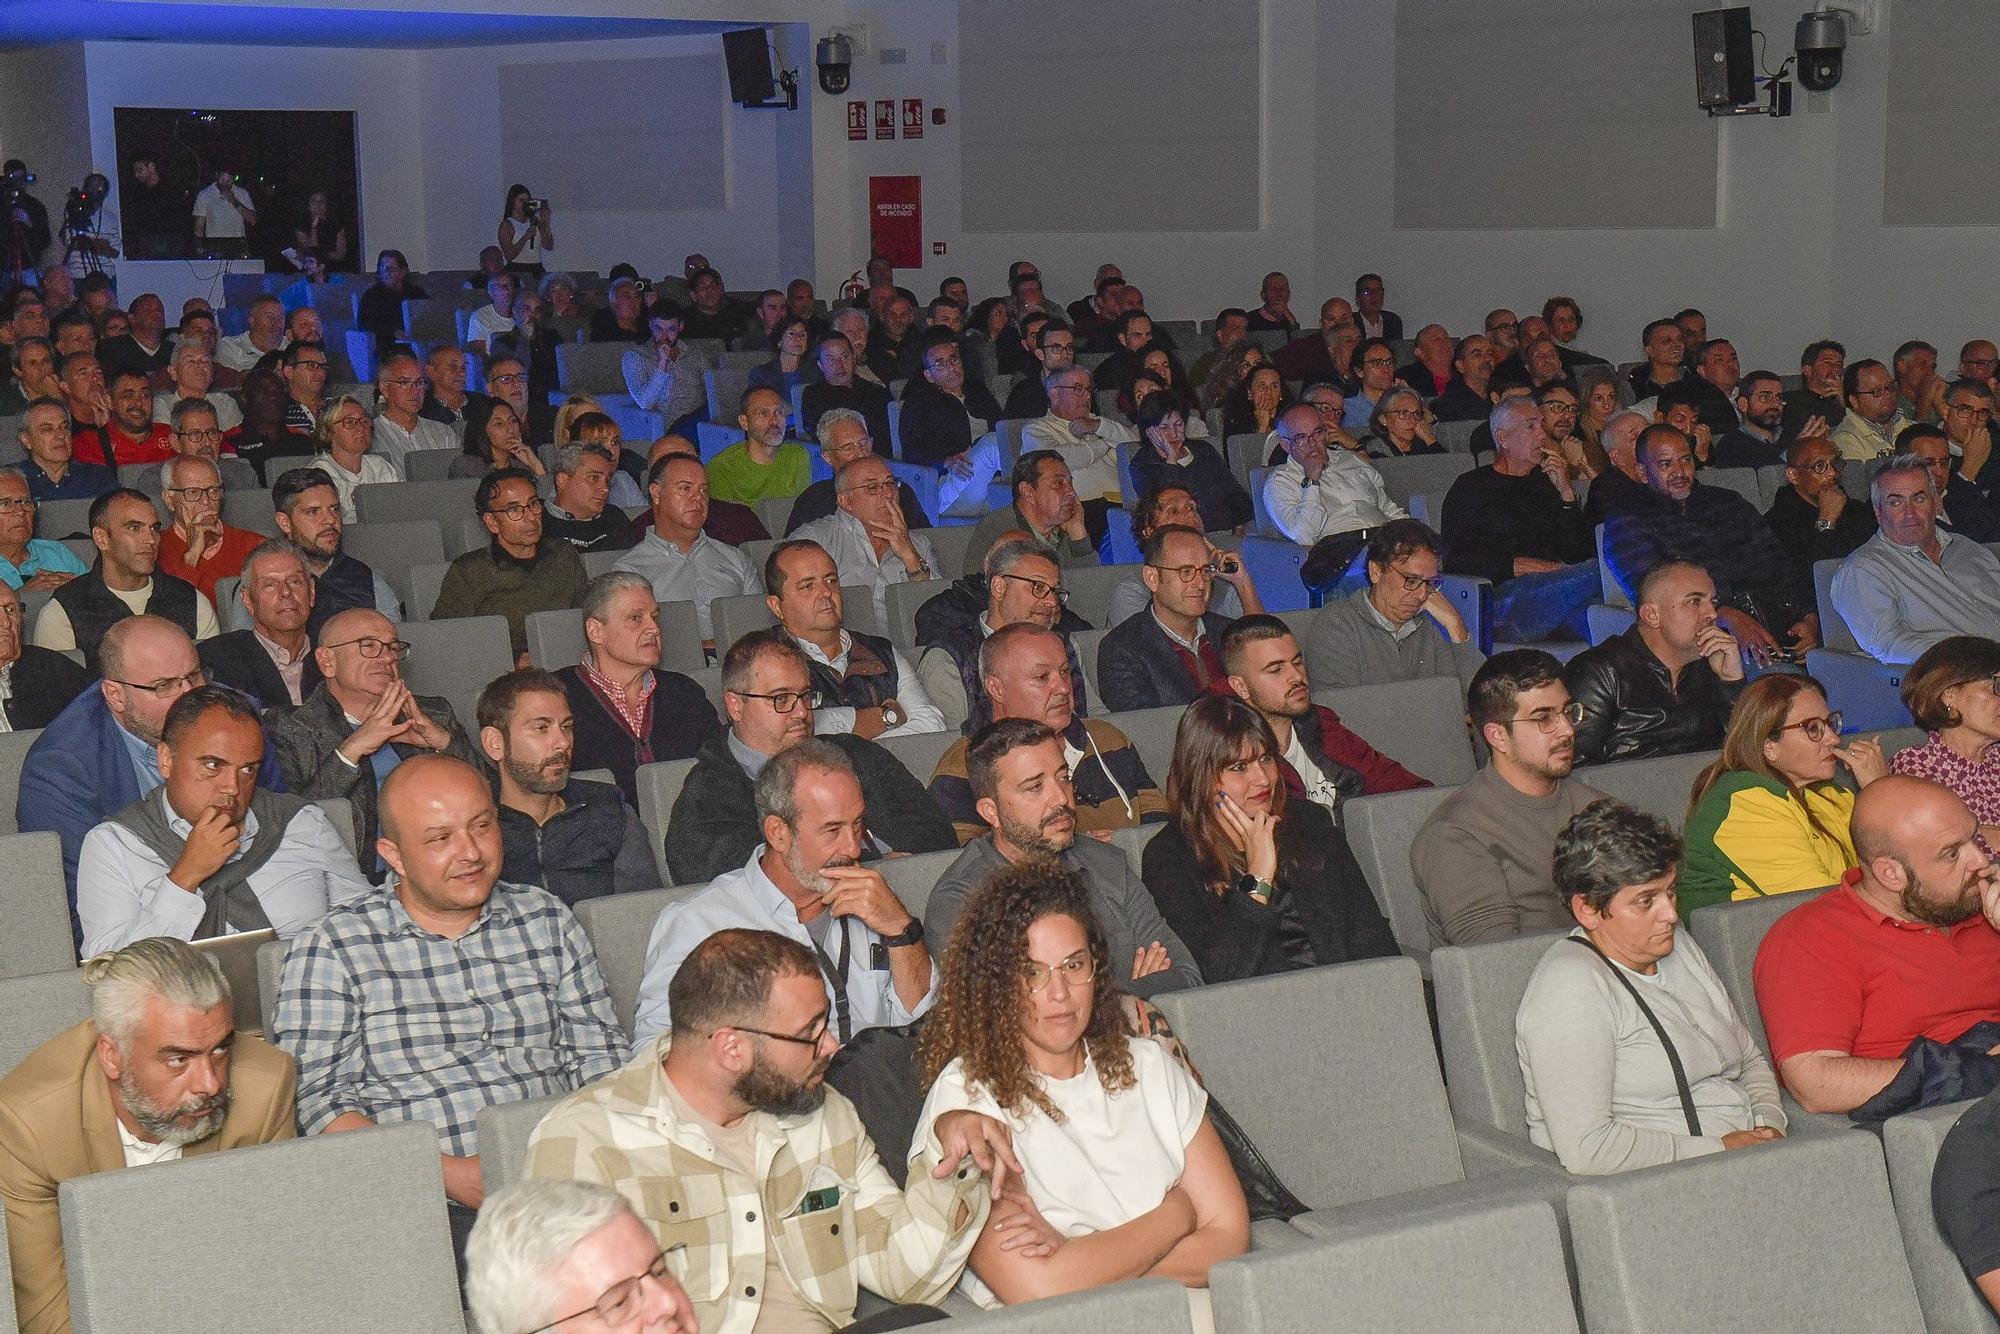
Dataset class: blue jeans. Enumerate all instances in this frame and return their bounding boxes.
[1492,561,1600,644]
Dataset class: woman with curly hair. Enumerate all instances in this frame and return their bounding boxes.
[912,862,1248,1312]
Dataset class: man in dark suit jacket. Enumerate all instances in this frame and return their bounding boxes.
[266,607,480,878]
[1353,273,1403,342]
[800,334,893,450]
[1097,526,1236,713]
[0,581,89,729]
[196,539,322,713]
[897,332,1004,472]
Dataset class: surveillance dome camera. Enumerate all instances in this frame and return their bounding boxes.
[1795,9,1847,92]
[816,33,853,96]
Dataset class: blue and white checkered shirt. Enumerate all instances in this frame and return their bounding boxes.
[271,879,627,1154]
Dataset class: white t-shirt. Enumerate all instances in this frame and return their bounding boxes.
[117,1118,184,1168]
[913,1036,1207,1307]
[465,304,516,349]
[192,183,254,239]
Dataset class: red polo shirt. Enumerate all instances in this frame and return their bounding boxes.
[74,422,175,468]
[1753,869,2000,1066]
[157,523,263,602]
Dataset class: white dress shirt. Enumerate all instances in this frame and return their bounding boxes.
[1830,528,2000,665]
[1022,413,1137,503]
[214,331,280,373]
[632,847,938,1042]
[795,629,945,739]
[154,391,243,431]
[612,529,759,641]
[1262,452,1408,545]
[369,413,459,477]
[76,792,372,958]
[788,508,939,628]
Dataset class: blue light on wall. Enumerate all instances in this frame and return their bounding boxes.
[0,2,723,49]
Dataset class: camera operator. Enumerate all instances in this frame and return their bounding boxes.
[497,183,553,278]
[123,157,184,260]
[191,167,256,260]
[60,173,119,288]
[2,160,52,289]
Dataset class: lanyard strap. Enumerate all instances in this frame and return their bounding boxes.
[1567,936,1703,1137]
[805,914,854,1045]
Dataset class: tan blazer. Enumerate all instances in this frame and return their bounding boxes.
[0,1020,297,1334]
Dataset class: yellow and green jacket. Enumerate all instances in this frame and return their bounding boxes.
[1679,772,1856,913]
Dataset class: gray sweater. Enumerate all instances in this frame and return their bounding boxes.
[1410,765,1607,947]
[1304,588,1483,691]
[1516,927,1785,1175]
[925,833,1203,998]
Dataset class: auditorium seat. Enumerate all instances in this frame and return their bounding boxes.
[633,759,698,886]
[0,726,41,836]
[947,1279,1193,1333]
[1056,563,1133,632]
[340,518,447,609]
[1313,676,1477,785]
[710,583,880,660]
[875,729,959,796]
[254,937,284,1035]
[1209,1198,1580,1334]
[58,1121,462,1334]
[755,495,794,537]
[1111,703,1186,782]
[704,367,752,423]
[1881,1099,1998,1333]
[35,499,94,542]
[219,488,278,536]
[1435,419,1481,455]
[1072,628,1106,703]
[1372,453,1475,507]
[1573,747,1715,829]
[399,615,513,725]
[1152,957,1567,1242]
[400,449,462,483]
[1226,431,1270,488]
[406,560,449,622]
[1807,556,1915,732]
[0,968,92,1074]
[1343,786,1455,965]
[574,885,689,1030]
[873,846,961,922]
[477,1092,566,1200]
[352,477,480,526]
[1430,930,1570,1164]
[0,832,78,981]
[1567,1130,1925,1333]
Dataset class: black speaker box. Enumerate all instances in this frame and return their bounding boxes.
[1693,7,1756,109]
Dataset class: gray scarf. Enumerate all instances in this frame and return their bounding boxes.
[110,789,310,940]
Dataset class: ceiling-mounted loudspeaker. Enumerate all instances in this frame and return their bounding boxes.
[1692,7,1756,109]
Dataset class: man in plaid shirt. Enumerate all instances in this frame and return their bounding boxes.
[272,753,626,1261]
[528,928,1038,1334]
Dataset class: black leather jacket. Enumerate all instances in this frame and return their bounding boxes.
[1563,626,1746,766]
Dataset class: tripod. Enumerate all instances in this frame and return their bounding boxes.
[60,202,105,280]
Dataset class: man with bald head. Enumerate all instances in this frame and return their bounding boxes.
[1397,323,1456,399]
[1754,776,2000,1116]
[267,606,479,878]
[1264,402,1408,594]
[272,753,625,1265]
[790,456,939,626]
[1273,297,1357,385]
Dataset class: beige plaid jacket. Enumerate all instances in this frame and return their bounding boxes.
[525,1036,989,1334]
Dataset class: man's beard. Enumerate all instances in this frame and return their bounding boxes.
[1901,861,1979,928]
[998,806,1075,859]
[734,1050,828,1116]
[120,1069,230,1146]
[504,751,569,797]
[787,844,857,898]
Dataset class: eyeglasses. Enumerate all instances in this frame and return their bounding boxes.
[1855,383,1896,397]
[1486,320,1518,334]
[1023,951,1095,993]
[329,415,372,430]
[292,360,328,373]
[487,372,526,385]
[177,429,224,444]
[1382,408,1421,420]
[485,498,545,520]
[1794,458,1838,475]
[165,484,225,501]
[1385,564,1443,594]
[1504,701,1585,732]
[1542,402,1579,415]
[321,635,410,660]
[731,687,822,714]
[0,497,34,514]
[524,1246,688,1334]
[1773,710,1844,743]
[725,1012,832,1047]
[1049,382,1092,395]
[994,572,1070,604]
[1361,355,1395,368]
[838,479,898,498]
[381,376,428,390]
[1149,560,1216,583]
[111,668,207,697]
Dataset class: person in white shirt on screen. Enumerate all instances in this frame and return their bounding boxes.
[191,168,256,258]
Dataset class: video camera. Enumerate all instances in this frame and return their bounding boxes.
[62,179,103,233]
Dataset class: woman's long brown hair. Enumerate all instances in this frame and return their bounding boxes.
[1165,695,1289,894]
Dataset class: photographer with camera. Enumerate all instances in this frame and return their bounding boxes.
[59,173,119,288]
[2,160,52,291]
[497,183,553,278]
[191,168,256,260]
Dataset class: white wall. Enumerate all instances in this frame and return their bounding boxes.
[0,42,95,272]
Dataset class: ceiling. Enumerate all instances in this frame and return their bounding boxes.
[0,1,747,49]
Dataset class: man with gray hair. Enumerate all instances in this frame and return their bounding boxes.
[1265,400,1408,596]
[156,451,262,603]
[465,1178,697,1334]
[541,442,639,554]
[1021,364,1135,549]
[1585,407,1653,527]
[198,538,322,711]
[784,404,928,535]
[830,305,886,387]
[790,455,939,626]
[0,936,297,1333]
[636,736,937,1042]
[1830,452,2000,664]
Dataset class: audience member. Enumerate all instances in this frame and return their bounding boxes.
[898,334,1004,516]
[0,938,298,1334]
[273,340,330,438]
[464,1178,698,1334]
[270,466,402,632]
[76,686,368,956]
[430,468,587,661]
[1889,637,2000,826]
[465,274,517,357]
[790,457,940,626]
[1141,694,1398,982]
[0,466,86,589]
[802,331,895,450]
[915,860,1243,1308]
[1893,339,1948,424]
[35,488,218,672]
[765,538,942,741]
[0,578,84,729]
[786,406,927,536]
[1108,485,1259,625]
[1902,420,2000,543]
[1679,674,1885,912]
[707,385,812,506]
[369,348,458,476]
[679,268,746,344]
[1244,271,1298,334]
[1188,308,1249,392]
[1687,337,1745,436]
[918,537,1093,731]
[476,668,652,906]
[213,294,282,373]
[17,396,115,502]
[1754,775,2000,1114]
[1830,453,2000,664]
[233,366,318,483]
[928,623,1162,843]
[197,539,321,711]
[1096,525,1235,712]
[268,607,480,873]
[664,630,954,887]
[612,451,759,646]
[529,928,999,1333]
[272,754,626,1260]
[585,275,647,346]
[1626,319,1686,401]
[1782,339,1847,439]
[4,336,61,417]
[1515,800,1784,1176]
[1583,409,1653,527]
[1429,334,1497,423]
[1273,298,1358,386]
[540,443,638,554]
[620,299,709,433]
[151,341,241,434]
[91,367,175,467]
[1411,651,1608,946]
[1022,367,1135,549]
[926,719,1199,997]
[1603,425,1816,658]
[1352,273,1402,340]
[1440,397,1596,642]
[959,450,1099,577]
[418,343,485,438]
[1830,358,1911,462]
[1264,403,1407,574]
[1303,520,1476,688]
[1225,363,1290,440]
[155,455,260,603]
[1764,434,1877,572]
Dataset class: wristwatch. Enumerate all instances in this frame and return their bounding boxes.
[1235,874,1275,905]
[880,917,925,948]
[880,701,905,728]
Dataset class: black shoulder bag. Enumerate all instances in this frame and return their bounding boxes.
[1568,936,1703,1136]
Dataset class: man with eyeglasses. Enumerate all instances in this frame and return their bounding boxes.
[533,929,1010,1334]
[0,465,87,590]
[36,487,219,674]
[1563,560,1746,767]
[1905,420,2000,543]
[481,349,558,448]
[1265,403,1407,593]
[784,406,927,538]
[17,396,115,502]
[431,468,588,663]
[765,538,942,743]
[958,450,1100,579]
[1831,452,2000,666]
[1305,519,1478,689]
[467,1179,698,1334]
[1094,525,1236,713]
[1021,369,1135,552]
[1764,435,1876,575]
[1712,370,1790,469]
[1484,309,1521,361]
[1829,358,1913,463]
[916,537,1095,734]
[368,346,457,477]
[997,316,1072,420]
[1958,338,2000,400]
[268,606,480,876]
[897,330,1004,518]
[278,340,330,437]
[1412,650,1609,947]
[790,457,939,628]
[155,454,262,602]
[664,630,954,889]
[1339,337,1401,433]
[1351,273,1401,341]
[1939,379,1997,499]
[613,452,760,647]
[130,396,231,498]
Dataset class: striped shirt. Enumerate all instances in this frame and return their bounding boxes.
[272,880,626,1153]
